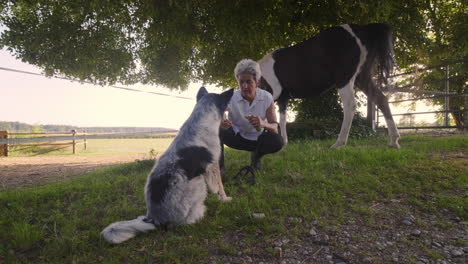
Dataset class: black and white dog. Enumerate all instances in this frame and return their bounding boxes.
[101,87,234,244]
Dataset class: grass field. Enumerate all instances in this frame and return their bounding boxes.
[8,137,174,157]
[0,135,466,263]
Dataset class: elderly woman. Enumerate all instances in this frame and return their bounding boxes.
[220,59,284,172]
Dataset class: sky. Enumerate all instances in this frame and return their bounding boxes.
[1,48,223,130]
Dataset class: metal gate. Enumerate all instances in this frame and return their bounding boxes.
[367,58,467,131]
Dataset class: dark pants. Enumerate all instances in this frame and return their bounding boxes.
[219,127,284,173]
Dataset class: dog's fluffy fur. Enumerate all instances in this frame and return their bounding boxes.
[101,87,234,244]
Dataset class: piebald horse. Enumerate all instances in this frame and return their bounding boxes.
[259,23,400,148]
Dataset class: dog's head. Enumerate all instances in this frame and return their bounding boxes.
[196,86,234,115]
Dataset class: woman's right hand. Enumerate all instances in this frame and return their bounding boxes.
[220,119,233,129]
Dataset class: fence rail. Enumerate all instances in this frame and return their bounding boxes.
[0,130,85,157]
[0,130,177,157]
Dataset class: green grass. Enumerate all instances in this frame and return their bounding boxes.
[0,135,466,263]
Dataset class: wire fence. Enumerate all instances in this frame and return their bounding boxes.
[0,66,194,100]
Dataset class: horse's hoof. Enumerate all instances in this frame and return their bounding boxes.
[330,142,346,149]
[220,196,232,202]
[389,137,400,148]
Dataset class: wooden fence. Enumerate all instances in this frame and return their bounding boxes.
[0,131,7,157]
[0,130,86,157]
[0,130,177,157]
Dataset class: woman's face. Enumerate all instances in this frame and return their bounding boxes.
[238,73,258,103]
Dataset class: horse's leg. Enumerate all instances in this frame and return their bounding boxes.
[277,98,288,145]
[357,74,400,148]
[331,80,356,148]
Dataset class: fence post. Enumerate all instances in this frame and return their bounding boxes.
[367,98,376,131]
[71,130,76,154]
[0,131,8,157]
[367,71,381,131]
[464,88,468,131]
[444,64,450,127]
[84,130,87,150]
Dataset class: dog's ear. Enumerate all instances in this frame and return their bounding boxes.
[221,88,234,103]
[216,88,234,112]
[196,86,208,102]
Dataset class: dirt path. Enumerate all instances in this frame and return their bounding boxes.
[0,155,154,190]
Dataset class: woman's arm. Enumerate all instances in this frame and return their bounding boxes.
[247,103,279,133]
[262,103,279,133]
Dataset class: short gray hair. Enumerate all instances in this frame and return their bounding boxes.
[234,59,261,82]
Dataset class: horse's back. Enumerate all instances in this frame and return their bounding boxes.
[272,25,362,97]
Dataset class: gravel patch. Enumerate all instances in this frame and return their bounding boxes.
[0,155,154,189]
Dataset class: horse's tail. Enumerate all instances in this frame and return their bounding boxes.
[356,23,396,86]
[101,216,157,244]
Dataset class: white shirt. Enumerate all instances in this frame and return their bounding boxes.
[226,89,274,140]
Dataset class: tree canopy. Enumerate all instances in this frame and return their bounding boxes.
[1,0,465,90]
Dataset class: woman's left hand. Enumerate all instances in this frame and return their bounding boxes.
[246,115,263,130]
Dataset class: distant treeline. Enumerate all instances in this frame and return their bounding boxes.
[0,121,177,134]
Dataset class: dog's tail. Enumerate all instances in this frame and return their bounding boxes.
[101,216,157,244]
